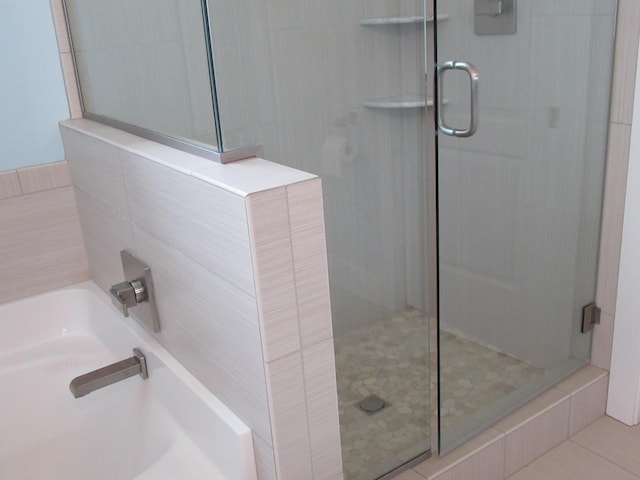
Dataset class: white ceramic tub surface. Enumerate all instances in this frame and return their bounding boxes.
[0,281,257,480]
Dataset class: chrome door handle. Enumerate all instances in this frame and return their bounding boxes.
[437,61,479,137]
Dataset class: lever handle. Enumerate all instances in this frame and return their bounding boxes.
[437,61,479,138]
[109,280,143,317]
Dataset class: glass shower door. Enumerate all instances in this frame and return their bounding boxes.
[433,0,617,452]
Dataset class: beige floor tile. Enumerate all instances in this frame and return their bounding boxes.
[507,440,639,480]
[572,415,640,475]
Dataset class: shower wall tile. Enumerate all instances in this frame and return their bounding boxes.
[609,0,640,124]
[565,373,609,437]
[17,160,72,194]
[246,187,300,361]
[131,226,271,440]
[494,389,571,477]
[287,178,333,347]
[0,186,89,304]
[413,428,505,479]
[302,339,343,480]
[264,352,314,480]
[591,311,615,370]
[122,151,256,297]
[0,171,21,200]
[596,123,632,316]
[72,188,134,293]
[62,128,129,215]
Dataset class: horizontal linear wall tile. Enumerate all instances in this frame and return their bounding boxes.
[0,187,89,303]
[0,171,21,199]
[121,151,256,296]
[265,351,313,480]
[132,226,271,441]
[287,179,333,347]
[246,188,300,361]
[193,158,317,197]
[73,188,134,293]
[17,161,72,194]
[62,128,129,215]
[430,434,505,480]
[495,389,570,477]
[413,428,504,479]
[567,374,608,436]
[302,339,343,480]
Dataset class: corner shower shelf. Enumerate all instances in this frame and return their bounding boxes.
[360,14,449,26]
[363,95,447,109]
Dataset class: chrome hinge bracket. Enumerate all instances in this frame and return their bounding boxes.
[581,302,601,333]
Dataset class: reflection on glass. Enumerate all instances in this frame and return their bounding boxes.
[64,0,219,150]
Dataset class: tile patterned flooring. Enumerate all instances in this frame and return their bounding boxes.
[507,415,640,479]
[335,308,543,480]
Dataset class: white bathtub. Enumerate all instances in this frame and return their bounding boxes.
[0,281,257,480]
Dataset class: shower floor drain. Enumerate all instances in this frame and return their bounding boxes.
[355,394,390,415]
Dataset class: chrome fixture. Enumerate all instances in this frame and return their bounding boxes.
[475,0,516,35]
[437,61,479,137]
[69,348,149,398]
[109,250,160,332]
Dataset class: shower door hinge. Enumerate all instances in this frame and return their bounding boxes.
[581,302,601,333]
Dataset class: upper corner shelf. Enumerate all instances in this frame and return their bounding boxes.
[360,13,449,26]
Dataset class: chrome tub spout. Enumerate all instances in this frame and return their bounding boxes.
[69,348,148,398]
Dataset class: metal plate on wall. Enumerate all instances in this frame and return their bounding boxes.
[475,0,516,35]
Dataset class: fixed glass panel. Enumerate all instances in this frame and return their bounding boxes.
[434,0,617,452]
[64,0,220,151]
[208,0,435,477]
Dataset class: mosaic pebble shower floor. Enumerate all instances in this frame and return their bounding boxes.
[334,309,544,480]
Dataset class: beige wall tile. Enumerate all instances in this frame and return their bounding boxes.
[609,0,640,124]
[246,188,301,361]
[0,187,89,303]
[49,0,71,53]
[596,123,632,316]
[287,178,333,347]
[0,171,21,199]
[59,52,81,119]
[430,435,505,480]
[413,428,504,479]
[567,374,608,436]
[265,352,314,480]
[556,365,607,395]
[497,393,571,477]
[590,312,615,370]
[17,161,72,194]
[302,339,343,480]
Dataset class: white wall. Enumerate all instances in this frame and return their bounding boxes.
[606,33,640,426]
[0,0,69,170]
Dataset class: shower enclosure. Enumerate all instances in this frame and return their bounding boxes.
[63,0,618,478]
